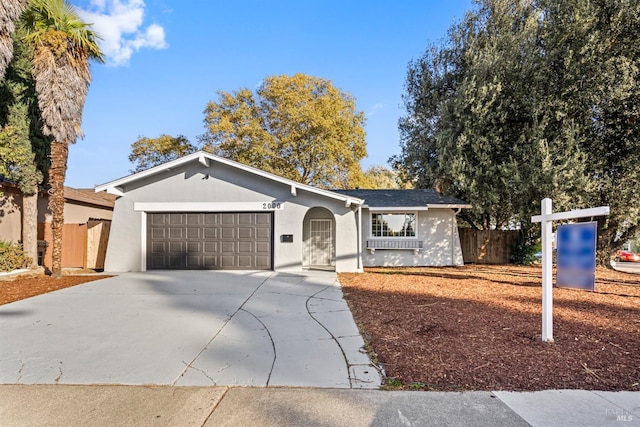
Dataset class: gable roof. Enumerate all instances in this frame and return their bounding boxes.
[65,187,116,208]
[332,189,471,209]
[1,178,115,209]
[94,151,364,206]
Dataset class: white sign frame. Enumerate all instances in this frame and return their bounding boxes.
[531,198,609,342]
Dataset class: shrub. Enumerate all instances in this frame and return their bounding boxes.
[0,240,31,272]
[510,235,541,265]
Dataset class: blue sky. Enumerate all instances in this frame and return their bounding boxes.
[67,0,473,188]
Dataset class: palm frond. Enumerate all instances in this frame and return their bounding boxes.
[21,0,104,63]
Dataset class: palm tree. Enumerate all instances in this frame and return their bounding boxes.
[21,0,103,276]
[0,0,27,78]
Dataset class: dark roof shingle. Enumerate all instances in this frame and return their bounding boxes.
[332,189,470,208]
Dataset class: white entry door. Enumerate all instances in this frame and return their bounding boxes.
[310,219,332,266]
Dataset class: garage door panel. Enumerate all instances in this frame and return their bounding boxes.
[237,256,253,267]
[186,214,201,225]
[255,256,270,269]
[204,228,218,239]
[238,242,253,253]
[150,255,166,269]
[169,241,184,252]
[151,214,167,225]
[187,242,200,253]
[255,242,270,254]
[203,256,218,268]
[238,213,253,224]
[169,214,184,225]
[221,214,235,225]
[255,214,270,225]
[204,214,218,225]
[186,255,202,268]
[169,228,184,239]
[255,228,270,239]
[238,227,253,239]
[151,228,166,239]
[221,255,235,268]
[187,228,200,239]
[169,255,184,268]
[151,242,165,253]
[147,212,272,270]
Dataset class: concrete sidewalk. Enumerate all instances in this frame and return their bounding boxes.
[1,385,638,427]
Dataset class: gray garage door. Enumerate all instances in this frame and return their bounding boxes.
[147,212,272,270]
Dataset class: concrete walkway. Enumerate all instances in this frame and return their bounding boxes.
[0,385,638,426]
[0,270,380,388]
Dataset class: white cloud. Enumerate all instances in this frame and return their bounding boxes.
[77,0,167,66]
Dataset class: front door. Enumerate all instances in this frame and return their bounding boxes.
[310,219,332,266]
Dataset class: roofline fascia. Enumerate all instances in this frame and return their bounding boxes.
[64,194,114,208]
[363,204,472,211]
[426,204,473,209]
[94,151,364,205]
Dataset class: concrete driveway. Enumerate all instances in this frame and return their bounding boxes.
[0,271,380,388]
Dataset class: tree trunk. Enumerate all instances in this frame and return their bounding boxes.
[49,141,68,278]
[22,186,38,269]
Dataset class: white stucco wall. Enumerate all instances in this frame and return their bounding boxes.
[361,208,464,267]
[103,161,363,273]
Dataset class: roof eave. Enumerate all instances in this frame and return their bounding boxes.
[363,204,472,210]
[94,151,364,206]
[426,204,472,209]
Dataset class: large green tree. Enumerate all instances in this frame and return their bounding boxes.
[540,0,640,264]
[0,32,50,267]
[20,0,103,276]
[397,0,585,231]
[360,165,404,189]
[202,73,367,189]
[129,134,196,173]
[396,0,639,263]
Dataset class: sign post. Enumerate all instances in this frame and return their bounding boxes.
[531,199,609,342]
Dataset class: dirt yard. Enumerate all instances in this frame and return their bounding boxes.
[0,272,108,306]
[339,265,640,391]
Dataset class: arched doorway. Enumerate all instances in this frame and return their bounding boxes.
[302,207,336,270]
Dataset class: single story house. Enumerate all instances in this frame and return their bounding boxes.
[95,151,470,273]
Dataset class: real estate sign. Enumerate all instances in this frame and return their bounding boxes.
[556,222,597,291]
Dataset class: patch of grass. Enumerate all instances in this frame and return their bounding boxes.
[385,377,403,388]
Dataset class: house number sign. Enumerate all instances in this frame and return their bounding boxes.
[262,202,283,210]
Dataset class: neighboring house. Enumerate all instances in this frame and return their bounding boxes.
[0,180,115,268]
[96,151,470,273]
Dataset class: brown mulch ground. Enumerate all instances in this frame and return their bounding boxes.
[339,265,640,392]
[0,272,108,306]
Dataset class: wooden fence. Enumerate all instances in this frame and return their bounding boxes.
[458,228,520,264]
[38,219,111,270]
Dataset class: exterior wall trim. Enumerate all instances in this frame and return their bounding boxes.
[140,211,147,271]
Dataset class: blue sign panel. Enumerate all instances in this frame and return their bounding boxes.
[556,222,597,291]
